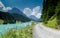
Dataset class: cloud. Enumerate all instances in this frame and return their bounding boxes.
[0,1,12,12]
[31,6,40,15]
[35,13,42,18]
[23,6,41,19]
[0,2,5,11]
[3,7,12,12]
[0,2,5,8]
[23,8,32,16]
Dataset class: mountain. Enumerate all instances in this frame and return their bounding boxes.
[29,15,39,21]
[8,8,31,22]
[0,11,16,24]
[30,15,42,22]
[9,8,27,16]
[12,13,31,22]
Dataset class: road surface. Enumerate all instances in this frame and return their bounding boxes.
[33,23,60,38]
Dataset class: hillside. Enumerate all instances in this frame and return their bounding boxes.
[0,11,16,24]
[9,8,31,22]
[41,0,60,29]
[41,0,59,23]
[11,13,31,22]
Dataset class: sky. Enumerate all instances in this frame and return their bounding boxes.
[0,0,43,19]
[1,0,43,11]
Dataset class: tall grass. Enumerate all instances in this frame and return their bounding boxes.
[0,22,36,38]
[44,15,57,29]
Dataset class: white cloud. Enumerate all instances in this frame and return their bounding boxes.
[23,6,41,19]
[3,7,12,12]
[0,2,5,8]
[0,2,5,11]
[6,7,12,10]
[0,1,12,12]
[31,6,40,15]
[23,8,32,16]
[35,13,42,18]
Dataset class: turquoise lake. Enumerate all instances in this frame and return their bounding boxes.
[0,22,32,35]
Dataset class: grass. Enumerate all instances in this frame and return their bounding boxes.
[43,15,58,29]
[43,16,60,30]
[0,22,36,38]
[0,19,4,24]
[45,17,57,29]
[16,20,21,24]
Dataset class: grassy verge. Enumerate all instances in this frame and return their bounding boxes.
[43,15,58,29]
[0,22,36,38]
[0,19,4,24]
[45,17,57,29]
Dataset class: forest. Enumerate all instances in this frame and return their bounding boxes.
[41,0,60,29]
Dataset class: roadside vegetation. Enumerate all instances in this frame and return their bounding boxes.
[0,19,4,24]
[41,0,60,29]
[0,22,36,38]
[44,16,57,29]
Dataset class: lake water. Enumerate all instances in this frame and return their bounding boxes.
[0,22,32,35]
